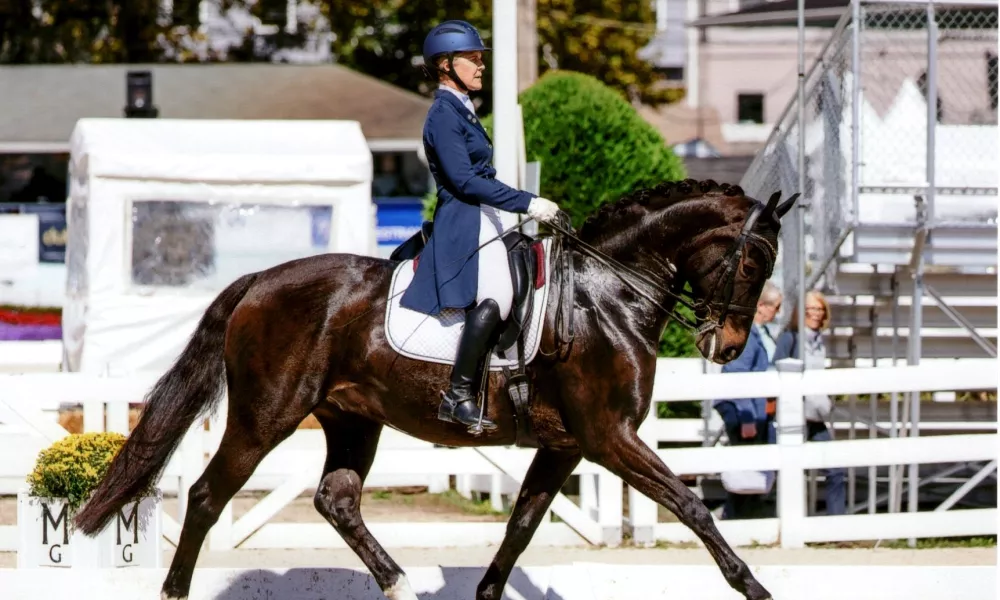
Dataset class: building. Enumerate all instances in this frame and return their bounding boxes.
[0,63,436,262]
[641,0,997,158]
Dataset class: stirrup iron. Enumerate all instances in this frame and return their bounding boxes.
[466,348,495,436]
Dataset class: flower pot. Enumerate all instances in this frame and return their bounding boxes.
[16,490,162,568]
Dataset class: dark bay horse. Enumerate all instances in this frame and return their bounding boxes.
[74,179,797,600]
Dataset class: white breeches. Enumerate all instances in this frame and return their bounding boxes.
[476,205,513,321]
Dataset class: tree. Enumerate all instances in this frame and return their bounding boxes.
[325,1,495,110]
[536,0,677,105]
[324,1,673,114]
[0,0,320,64]
[3,0,675,109]
[0,0,165,64]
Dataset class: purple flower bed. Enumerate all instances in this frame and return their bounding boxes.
[0,322,62,341]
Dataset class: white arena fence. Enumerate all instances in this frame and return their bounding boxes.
[0,356,995,552]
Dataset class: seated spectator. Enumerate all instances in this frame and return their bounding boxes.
[773,289,846,516]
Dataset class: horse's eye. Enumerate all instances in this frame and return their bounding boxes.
[740,261,758,278]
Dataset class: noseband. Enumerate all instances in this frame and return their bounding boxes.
[546,201,776,337]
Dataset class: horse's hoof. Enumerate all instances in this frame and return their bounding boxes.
[745,580,772,600]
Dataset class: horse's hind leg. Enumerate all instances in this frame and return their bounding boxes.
[312,409,413,600]
[161,390,311,599]
[587,430,772,600]
[476,448,581,600]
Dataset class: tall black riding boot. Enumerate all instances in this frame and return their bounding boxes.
[438,299,501,430]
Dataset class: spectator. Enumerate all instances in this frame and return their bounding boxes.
[713,283,782,519]
[755,281,783,364]
[773,289,846,516]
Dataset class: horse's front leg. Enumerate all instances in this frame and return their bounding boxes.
[476,448,581,600]
[585,426,771,600]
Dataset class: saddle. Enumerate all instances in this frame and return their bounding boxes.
[390,221,543,446]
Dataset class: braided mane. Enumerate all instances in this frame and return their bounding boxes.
[578,178,747,243]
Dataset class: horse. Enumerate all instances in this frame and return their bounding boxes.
[73,178,797,600]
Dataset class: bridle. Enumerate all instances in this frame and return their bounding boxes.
[675,201,778,330]
[544,200,777,344]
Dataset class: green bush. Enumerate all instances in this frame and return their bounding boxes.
[421,189,437,222]
[494,70,686,229]
[27,432,130,514]
[658,301,698,359]
[423,70,694,360]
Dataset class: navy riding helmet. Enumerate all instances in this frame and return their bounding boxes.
[422,20,489,91]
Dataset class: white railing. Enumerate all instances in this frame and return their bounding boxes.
[0,358,995,552]
[633,358,997,548]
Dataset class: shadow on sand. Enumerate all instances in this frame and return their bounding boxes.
[209,566,564,600]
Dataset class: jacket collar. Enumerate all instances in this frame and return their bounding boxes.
[434,89,491,143]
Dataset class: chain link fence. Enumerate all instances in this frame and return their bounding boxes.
[740,0,998,306]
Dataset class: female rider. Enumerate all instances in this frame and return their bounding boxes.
[399,20,561,430]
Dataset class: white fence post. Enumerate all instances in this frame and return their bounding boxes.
[489,473,504,512]
[427,474,449,494]
[82,400,103,433]
[106,399,131,434]
[579,474,598,520]
[775,358,806,549]
[628,425,659,545]
[597,470,623,546]
[177,421,205,528]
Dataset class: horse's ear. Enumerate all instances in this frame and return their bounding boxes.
[775,193,800,219]
[761,191,781,220]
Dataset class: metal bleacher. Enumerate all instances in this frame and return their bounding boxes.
[735,0,999,366]
[851,222,998,269]
[730,0,997,519]
[826,260,997,364]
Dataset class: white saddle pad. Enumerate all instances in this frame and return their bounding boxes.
[384,238,553,370]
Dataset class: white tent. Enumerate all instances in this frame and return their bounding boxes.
[62,118,375,375]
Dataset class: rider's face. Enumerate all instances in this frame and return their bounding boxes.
[440,51,485,92]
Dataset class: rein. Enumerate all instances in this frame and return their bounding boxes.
[540,202,776,356]
[327,199,774,353]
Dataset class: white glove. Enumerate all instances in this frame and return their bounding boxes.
[527,196,560,223]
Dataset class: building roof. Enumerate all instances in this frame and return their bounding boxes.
[692,0,851,28]
[692,0,997,28]
[637,102,735,156]
[0,63,433,145]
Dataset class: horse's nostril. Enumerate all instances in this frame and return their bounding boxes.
[721,346,739,361]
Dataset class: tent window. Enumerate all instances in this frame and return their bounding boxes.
[130,200,332,289]
[373,151,431,199]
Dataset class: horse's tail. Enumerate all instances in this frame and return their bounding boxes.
[74,273,258,535]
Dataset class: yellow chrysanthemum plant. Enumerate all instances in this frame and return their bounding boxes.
[26,432,154,515]
[20,432,164,569]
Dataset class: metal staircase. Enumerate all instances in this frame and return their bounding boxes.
[738,0,998,366]
[826,263,997,364]
[733,0,997,526]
